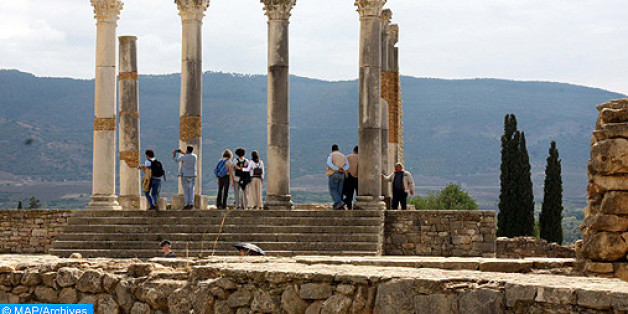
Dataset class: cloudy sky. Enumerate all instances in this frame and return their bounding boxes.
[1,0,627,94]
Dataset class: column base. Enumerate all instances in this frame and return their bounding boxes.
[87,195,122,210]
[173,195,209,210]
[195,195,209,210]
[354,196,386,210]
[119,195,143,210]
[265,195,294,210]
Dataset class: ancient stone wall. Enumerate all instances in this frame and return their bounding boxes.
[0,210,71,254]
[0,257,626,313]
[384,210,496,257]
[580,98,628,281]
[496,237,576,259]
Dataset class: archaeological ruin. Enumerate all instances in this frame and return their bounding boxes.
[2,0,628,312]
[87,0,405,211]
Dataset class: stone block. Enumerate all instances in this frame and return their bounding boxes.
[504,283,536,307]
[601,122,628,139]
[373,279,415,313]
[194,195,209,210]
[300,283,333,300]
[227,288,252,308]
[321,294,352,314]
[584,214,628,232]
[414,293,457,314]
[592,174,628,192]
[457,289,502,314]
[601,191,628,215]
[576,289,612,310]
[584,262,614,273]
[479,261,533,273]
[581,232,628,261]
[600,108,628,124]
[535,287,574,304]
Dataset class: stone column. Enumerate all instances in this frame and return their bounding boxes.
[580,99,628,281]
[387,24,403,165]
[175,0,209,209]
[380,9,392,207]
[118,36,141,210]
[354,0,386,210]
[261,0,296,210]
[87,0,123,210]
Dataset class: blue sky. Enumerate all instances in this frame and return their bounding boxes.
[1,0,627,94]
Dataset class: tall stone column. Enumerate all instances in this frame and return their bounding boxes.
[354,0,386,210]
[261,0,296,210]
[380,9,392,207]
[386,24,403,165]
[118,36,141,210]
[175,0,209,209]
[87,0,123,210]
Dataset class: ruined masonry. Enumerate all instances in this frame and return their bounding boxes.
[86,0,406,211]
[580,98,628,281]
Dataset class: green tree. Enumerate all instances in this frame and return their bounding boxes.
[516,132,535,236]
[540,141,563,244]
[410,183,478,210]
[17,201,22,209]
[498,114,518,237]
[27,197,40,209]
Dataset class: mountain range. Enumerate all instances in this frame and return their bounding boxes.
[0,69,624,208]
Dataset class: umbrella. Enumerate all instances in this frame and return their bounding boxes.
[233,243,266,256]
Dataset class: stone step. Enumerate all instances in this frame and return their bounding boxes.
[48,249,377,258]
[51,240,378,251]
[62,225,381,234]
[66,216,381,226]
[71,209,382,218]
[56,232,379,242]
[52,209,383,258]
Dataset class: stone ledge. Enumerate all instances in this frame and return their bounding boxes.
[1,255,625,313]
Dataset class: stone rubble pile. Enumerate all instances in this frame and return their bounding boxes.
[580,98,628,280]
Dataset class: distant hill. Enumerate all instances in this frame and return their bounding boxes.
[0,69,623,206]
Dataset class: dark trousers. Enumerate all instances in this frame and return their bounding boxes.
[392,189,408,210]
[342,174,358,209]
[216,176,230,209]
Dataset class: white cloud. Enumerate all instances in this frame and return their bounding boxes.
[0,0,626,94]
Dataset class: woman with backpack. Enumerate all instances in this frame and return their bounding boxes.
[214,149,234,210]
[243,150,264,210]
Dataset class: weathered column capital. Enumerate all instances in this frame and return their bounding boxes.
[91,0,123,22]
[261,0,296,21]
[381,9,392,27]
[175,0,210,22]
[387,24,399,46]
[355,0,387,17]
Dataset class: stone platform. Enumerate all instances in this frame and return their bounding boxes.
[1,255,627,313]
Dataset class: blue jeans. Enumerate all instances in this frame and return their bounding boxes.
[145,178,161,207]
[328,173,345,209]
[182,176,196,206]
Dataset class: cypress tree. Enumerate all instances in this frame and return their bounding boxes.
[17,201,22,209]
[517,132,535,236]
[498,114,518,237]
[540,141,563,244]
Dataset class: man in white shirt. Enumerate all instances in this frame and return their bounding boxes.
[173,146,198,210]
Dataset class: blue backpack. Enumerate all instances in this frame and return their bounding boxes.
[214,159,228,178]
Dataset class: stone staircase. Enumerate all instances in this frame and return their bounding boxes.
[50,209,384,258]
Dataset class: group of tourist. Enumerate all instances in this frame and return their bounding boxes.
[140,147,264,210]
[141,143,414,211]
[214,148,265,210]
[326,144,415,210]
